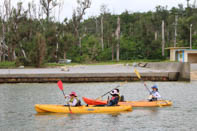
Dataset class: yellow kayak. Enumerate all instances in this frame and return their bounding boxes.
[35,104,132,114]
[118,100,172,107]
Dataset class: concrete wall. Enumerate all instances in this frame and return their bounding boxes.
[170,50,176,61]
[179,62,190,81]
[0,72,170,83]
[0,62,190,83]
[143,62,190,81]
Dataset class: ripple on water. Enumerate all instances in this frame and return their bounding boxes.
[0,82,197,130]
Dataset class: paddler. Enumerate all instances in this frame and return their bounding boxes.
[107,89,119,106]
[148,85,161,101]
[114,88,124,101]
[64,92,81,106]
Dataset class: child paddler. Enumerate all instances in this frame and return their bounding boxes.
[64,92,81,106]
[148,85,161,101]
[114,88,124,101]
[107,89,120,106]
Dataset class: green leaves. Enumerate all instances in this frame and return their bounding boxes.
[2,2,197,65]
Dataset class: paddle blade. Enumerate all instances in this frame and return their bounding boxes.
[57,80,63,90]
[134,69,141,79]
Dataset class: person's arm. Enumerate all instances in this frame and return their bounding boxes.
[153,92,161,98]
[64,95,69,99]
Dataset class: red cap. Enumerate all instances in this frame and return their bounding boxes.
[69,92,77,97]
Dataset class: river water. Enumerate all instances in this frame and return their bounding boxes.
[0,82,197,131]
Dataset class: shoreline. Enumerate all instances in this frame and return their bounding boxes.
[0,62,190,83]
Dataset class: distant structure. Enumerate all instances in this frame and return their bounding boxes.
[166,47,197,63]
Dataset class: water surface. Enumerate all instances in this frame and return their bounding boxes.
[0,82,197,131]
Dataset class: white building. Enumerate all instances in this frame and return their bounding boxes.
[166,47,197,63]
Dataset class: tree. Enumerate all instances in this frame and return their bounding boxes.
[40,0,58,21]
[100,4,108,51]
[35,32,46,67]
[72,0,91,48]
[115,16,120,61]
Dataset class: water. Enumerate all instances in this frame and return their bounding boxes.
[0,82,197,131]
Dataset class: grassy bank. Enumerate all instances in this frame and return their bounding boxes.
[45,59,169,67]
[0,61,16,68]
[0,59,169,68]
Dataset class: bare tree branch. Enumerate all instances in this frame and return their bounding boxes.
[72,0,91,47]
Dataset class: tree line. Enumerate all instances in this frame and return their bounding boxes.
[0,0,197,67]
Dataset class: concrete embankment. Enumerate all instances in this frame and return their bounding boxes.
[143,62,190,81]
[0,62,190,83]
[191,64,197,80]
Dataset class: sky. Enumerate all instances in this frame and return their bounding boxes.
[0,0,192,22]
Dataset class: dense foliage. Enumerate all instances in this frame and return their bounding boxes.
[0,1,197,67]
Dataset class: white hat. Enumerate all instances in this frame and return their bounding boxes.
[110,90,118,95]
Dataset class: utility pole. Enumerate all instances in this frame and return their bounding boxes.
[190,24,192,49]
[174,15,178,47]
[162,20,165,56]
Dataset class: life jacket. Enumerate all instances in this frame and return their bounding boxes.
[115,93,124,102]
[111,96,116,100]
[117,94,120,101]
[69,97,81,106]
[109,95,119,106]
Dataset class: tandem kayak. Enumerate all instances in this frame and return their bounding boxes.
[35,104,132,113]
[83,97,172,107]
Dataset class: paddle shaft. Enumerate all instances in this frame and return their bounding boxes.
[62,90,66,97]
[62,90,72,113]
[100,85,120,98]
[58,81,72,113]
[96,82,127,99]
[134,69,151,94]
[141,79,151,94]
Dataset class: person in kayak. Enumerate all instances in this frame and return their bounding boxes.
[148,85,161,101]
[114,88,124,101]
[64,92,81,106]
[107,89,120,106]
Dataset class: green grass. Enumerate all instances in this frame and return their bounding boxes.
[44,62,80,67]
[84,59,169,65]
[0,61,16,68]
[0,59,170,68]
[45,59,169,67]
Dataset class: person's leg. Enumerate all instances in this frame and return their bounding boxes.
[152,98,158,101]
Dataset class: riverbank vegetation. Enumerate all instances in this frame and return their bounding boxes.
[0,59,171,68]
[0,0,196,67]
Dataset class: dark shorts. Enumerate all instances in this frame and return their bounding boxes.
[149,98,158,101]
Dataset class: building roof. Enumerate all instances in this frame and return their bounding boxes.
[165,47,190,50]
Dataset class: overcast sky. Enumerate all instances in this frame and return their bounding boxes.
[1,0,191,21]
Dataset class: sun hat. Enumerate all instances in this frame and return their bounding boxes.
[69,92,77,97]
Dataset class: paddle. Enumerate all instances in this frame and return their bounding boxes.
[57,80,72,113]
[96,81,127,100]
[134,69,169,106]
[134,69,151,93]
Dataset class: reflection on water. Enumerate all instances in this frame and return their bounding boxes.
[0,82,197,130]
